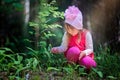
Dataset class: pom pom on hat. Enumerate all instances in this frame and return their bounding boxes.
[64,6,83,30]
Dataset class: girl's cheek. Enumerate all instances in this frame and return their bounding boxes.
[70,32,76,36]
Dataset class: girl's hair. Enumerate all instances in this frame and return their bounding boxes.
[64,23,71,44]
[64,23,82,43]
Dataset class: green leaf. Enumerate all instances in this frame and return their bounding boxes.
[97,71,103,78]
[4,47,14,53]
[29,22,39,27]
[8,63,14,68]
[15,66,29,75]
[92,68,97,72]
[47,67,60,72]
[39,41,47,47]
[26,47,38,54]
[33,58,38,70]
[79,67,85,72]
[17,55,23,62]
[63,67,74,74]
[92,68,103,78]
[14,61,20,65]
[0,50,5,54]
[107,76,116,79]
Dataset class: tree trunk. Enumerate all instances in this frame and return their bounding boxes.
[23,0,30,38]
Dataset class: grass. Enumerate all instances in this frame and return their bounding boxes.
[0,46,120,80]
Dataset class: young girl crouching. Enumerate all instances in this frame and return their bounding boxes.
[51,5,97,69]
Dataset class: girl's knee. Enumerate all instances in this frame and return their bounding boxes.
[67,47,80,54]
[79,56,97,69]
[66,47,80,63]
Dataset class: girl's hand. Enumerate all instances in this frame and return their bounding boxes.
[79,51,86,60]
[51,47,59,53]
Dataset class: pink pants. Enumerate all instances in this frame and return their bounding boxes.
[65,47,97,69]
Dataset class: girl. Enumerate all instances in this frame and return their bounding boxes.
[51,5,96,69]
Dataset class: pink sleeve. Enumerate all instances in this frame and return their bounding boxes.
[82,31,93,55]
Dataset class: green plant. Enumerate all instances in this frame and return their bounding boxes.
[28,0,64,68]
[0,47,39,80]
[90,46,120,79]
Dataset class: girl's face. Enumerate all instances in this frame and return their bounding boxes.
[65,24,79,36]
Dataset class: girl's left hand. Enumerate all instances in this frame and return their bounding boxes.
[79,51,86,60]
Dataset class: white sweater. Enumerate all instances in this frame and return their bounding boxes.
[56,31,93,56]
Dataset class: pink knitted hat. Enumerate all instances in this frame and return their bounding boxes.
[64,6,83,30]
